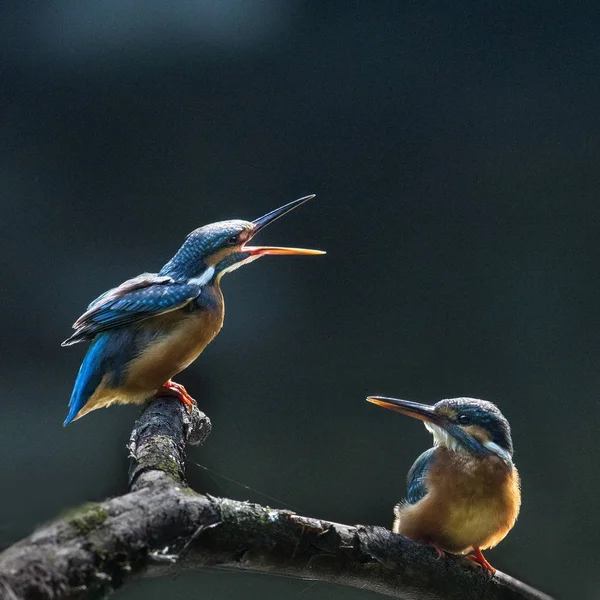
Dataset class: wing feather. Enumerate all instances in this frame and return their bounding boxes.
[62,273,201,346]
[405,447,436,505]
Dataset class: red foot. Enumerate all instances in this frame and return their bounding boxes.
[466,547,496,575]
[160,380,196,413]
[430,543,445,559]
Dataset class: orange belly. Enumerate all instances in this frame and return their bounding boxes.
[76,296,224,419]
[394,448,521,553]
[124,306,224,394]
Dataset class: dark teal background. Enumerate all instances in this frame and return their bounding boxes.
[2,2,599,598]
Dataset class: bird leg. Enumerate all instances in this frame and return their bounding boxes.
[428,542,445,559]
[159,380,197,413]
[418,537,446,559]
[466,547,496,574]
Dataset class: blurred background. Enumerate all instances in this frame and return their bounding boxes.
[2,1,599,598]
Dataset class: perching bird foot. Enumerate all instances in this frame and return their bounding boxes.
[465,547,496,575]
[160,380,197,413]
[429,543,445,559]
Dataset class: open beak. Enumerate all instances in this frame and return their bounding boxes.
[244,195,326,256]
[366,396,442,425]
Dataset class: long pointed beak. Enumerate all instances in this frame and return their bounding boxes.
[367,396,442,424]
[252,195,316,232]
[246,194,325,256]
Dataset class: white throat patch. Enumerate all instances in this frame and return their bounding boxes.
[425,422,461,452]
[425,422,513,464]
[219,254,261,275]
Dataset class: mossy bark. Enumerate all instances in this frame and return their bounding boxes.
[0,397,553,600]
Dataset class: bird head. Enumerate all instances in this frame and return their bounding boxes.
[160,195,325,281]
[367,396,514,465]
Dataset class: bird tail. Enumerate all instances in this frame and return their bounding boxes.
[63,335,109,426]
[61,331,87,346]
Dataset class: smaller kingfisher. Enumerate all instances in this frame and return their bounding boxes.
[62,195,324,426]
[367,395,521,574]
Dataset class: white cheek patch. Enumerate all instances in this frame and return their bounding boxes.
[484,440,513,465]
[188,266,216,286]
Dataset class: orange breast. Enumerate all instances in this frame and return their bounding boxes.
[124,292,224,394]
[394,448,521,553]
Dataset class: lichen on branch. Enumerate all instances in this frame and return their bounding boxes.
[0,398,553,600]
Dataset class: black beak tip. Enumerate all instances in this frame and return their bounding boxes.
[252,194,318,230]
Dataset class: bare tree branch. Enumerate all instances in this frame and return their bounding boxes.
[0,398,554,600]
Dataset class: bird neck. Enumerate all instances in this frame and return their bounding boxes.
[160,237,217,282]
[159,254,236,290]
[159,239,204,280]
[159,240,258,287]
[426,423,513,466]
[159,259,209,281]
[212,251,260,283]
[426,423,512,467]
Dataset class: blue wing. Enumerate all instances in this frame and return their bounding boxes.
[62,273,201,346]
[405,447,436,504]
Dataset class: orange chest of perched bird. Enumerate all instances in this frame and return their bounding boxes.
[395,446,521,555]
[122,286,225,393]
[367,395,521,574]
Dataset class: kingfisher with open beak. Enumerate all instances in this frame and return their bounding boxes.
[367,395,521,574]
[62,195,324,425]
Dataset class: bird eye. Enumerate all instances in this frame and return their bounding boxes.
[458,414,470,425]
[227,235,239,246]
